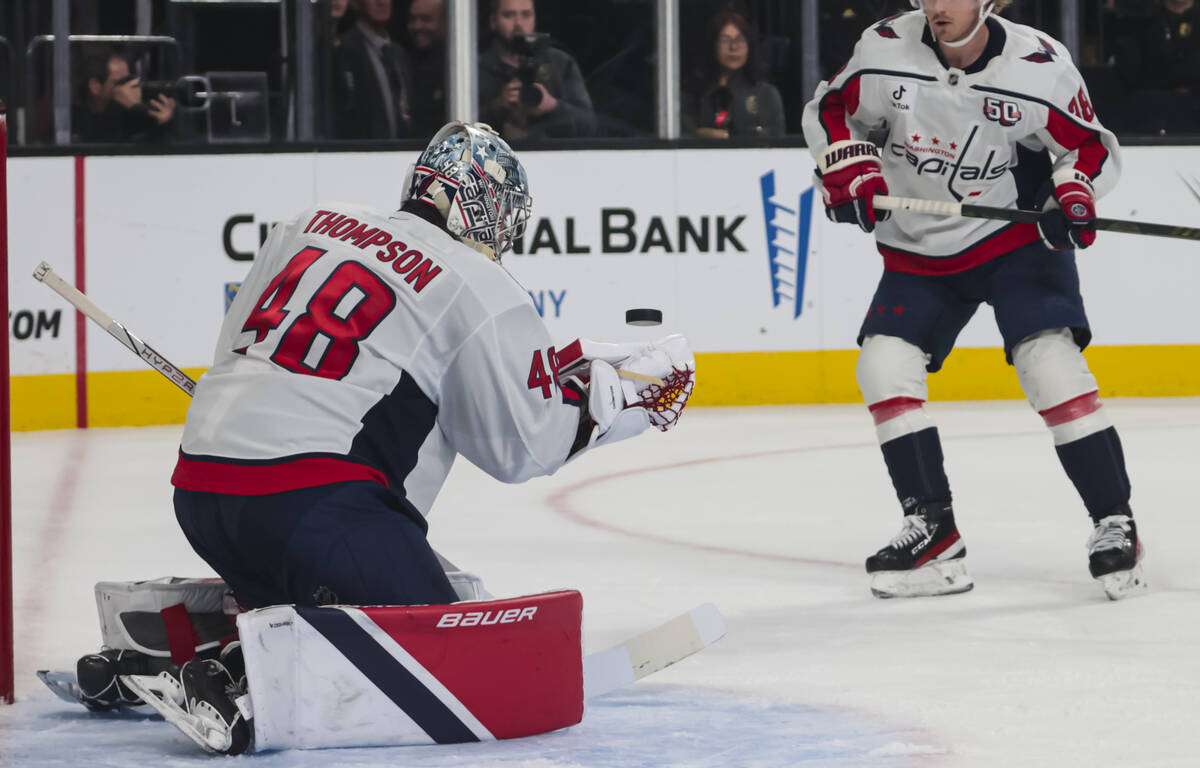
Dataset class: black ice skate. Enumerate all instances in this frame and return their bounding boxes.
[122,655,252,755]
[1087,512,1146,600]
[865,502,973,598]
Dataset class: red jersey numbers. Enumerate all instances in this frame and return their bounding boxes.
[982,96,1022,127]
[1066,88,1095,123]
[272,262,396,379]
[239,246,326,346]
[238,248,397,380]
[527,346,559,399]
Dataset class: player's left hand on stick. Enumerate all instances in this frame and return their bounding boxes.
[1037,168,1097,251]
[817,140,891,233]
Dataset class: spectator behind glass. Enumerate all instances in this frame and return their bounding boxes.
[478,0,595,141]
[819,2,911,79]
[332,0,413,139]
[406,0,447,137]
[692,11,784,139]
[1112,0,1200,133]
[74,48,175,143]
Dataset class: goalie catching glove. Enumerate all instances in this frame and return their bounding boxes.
[556,334,696,459]
[817,140,891,233]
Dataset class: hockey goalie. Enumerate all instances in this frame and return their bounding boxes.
[42,122,700,754]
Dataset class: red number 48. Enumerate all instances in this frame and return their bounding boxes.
[238,247,397,380]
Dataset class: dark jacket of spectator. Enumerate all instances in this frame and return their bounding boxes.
[1115,1,1200,91]
[478,45,595,140]
[407,43,446,137]
[1112,1,1200,133]
[697,71,785,138]
[332,21,413,139]
[73,100,166,143]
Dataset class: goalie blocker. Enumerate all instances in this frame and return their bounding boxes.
[127,590,585,753]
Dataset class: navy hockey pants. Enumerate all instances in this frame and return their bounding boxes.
[858,241,1091,372]
[174,481,458,609]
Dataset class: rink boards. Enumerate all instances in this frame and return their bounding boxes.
[8,146,1200,430]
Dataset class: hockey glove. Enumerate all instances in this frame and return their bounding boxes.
[817,140,891,233]
[1036,168,1097,251]
[562,335,696,460]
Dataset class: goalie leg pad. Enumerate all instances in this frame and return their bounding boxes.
[237,590,584,751]
[94,577,239,663]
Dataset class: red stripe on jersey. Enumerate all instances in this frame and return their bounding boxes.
[868,396,925,425]
[915,530,960,568]
[1038,390,1102,427]
[1045,110,1108,179]
[879,223,1039,275]
[818,76,862,144]
[172,454,388,494]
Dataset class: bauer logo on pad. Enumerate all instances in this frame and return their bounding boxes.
[436,606,538,628]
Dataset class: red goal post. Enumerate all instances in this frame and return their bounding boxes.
[1,99,13,704]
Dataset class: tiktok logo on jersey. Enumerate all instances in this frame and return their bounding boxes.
[983,96,1022,127]
[887,80,917,112]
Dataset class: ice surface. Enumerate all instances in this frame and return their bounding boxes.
[3,400,1199,766]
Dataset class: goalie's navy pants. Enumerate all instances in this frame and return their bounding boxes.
[174,481,458,609]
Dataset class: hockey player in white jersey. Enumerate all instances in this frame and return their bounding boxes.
[802,1,1144,600]
[154,121,695,753]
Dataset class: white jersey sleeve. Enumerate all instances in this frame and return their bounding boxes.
[438,302,576,484]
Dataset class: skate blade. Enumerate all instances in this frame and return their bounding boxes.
[121,673,231,753]
[870,557,974,599]
[1096,562,1148,601]
[36,670,87,705]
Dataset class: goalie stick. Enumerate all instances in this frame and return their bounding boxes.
[874,194,1200,241]
[32,261,196,396]
[583,602,725,700]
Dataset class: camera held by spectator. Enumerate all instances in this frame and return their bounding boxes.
[509,32,553,107]
[75,49,176,143]
[478,0,595,140]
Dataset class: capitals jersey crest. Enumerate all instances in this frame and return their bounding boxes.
[1022,37,1058,63]
[874,15,902,39]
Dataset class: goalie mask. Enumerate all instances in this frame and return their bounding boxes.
[402,121,532,262]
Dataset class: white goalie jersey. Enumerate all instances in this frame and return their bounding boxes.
[173,203,581,516]
[802,11,1122,273]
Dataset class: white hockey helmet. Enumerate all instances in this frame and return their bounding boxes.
[402,121,532,262]
[911,0,996,50]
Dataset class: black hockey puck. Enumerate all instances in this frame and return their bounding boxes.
[625,308,663,326]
